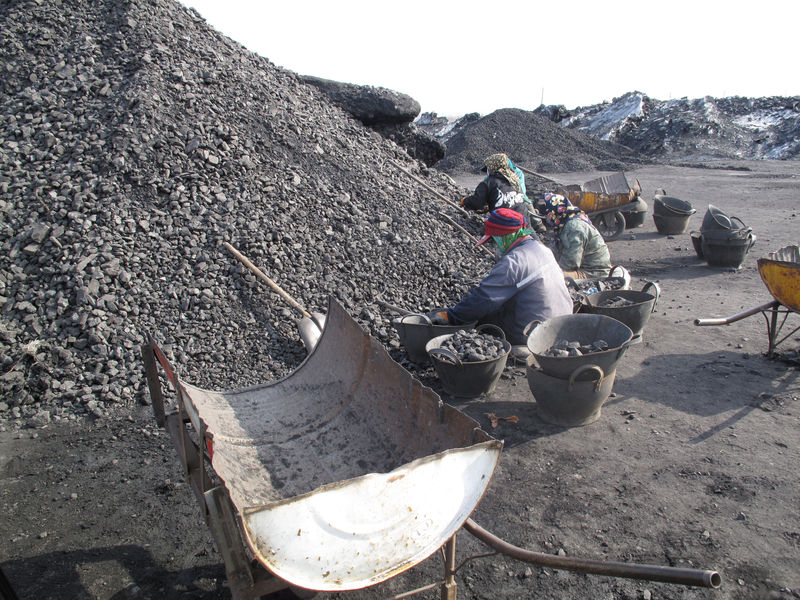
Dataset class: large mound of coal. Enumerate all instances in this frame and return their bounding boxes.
[0,0,490,426]
[433,108,641,175]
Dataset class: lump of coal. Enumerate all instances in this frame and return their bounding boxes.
[597,296,635,308]
[543,338,610,357]
[438,330,507,363]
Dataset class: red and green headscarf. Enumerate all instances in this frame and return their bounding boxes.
[476,208,532,254]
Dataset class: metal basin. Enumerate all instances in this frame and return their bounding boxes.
[526,363,616,426]
[526,313,633,379]
[174,298,502,591]
[392,313,476,364]
[426,325,511,398]
[578,282,660,342]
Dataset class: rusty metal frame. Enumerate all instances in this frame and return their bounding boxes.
[142,338,292,600]
[695,299,800,356]
[142,337,478,600]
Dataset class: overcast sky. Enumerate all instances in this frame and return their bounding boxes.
[178,0,797,117]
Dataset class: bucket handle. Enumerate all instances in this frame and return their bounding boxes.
[523,320,542,337]
[747,232,757,251]
[402,312,434,328]
[428,347,462,366]
[641,281,661,311]
[730,215,749,230]
[567,364,605,392]
[476,323,506,340]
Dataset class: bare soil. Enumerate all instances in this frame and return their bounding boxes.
[2,160,799,599]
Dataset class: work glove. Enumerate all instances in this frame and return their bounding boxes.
[459,196,467,206]
[425,310,450,325]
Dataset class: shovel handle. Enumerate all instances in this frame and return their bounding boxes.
[223,242,311,320]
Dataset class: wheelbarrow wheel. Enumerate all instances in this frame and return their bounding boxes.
[594,210,626,241]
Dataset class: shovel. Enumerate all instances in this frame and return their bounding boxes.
[223,242,326,351]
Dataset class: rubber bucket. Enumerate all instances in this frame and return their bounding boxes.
[654,196,694,216]
[624,198,648,228]
[392,313,476,364]
[701,231,757,268]
[578,282,660,343]
[526,362,615,426]
[690,231,704,258]
[701,205,748,233]
[526,313,633,379]
[426,325,511,398]
[653,212,693,235]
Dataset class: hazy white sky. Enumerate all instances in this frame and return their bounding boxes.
[179,0,797,117]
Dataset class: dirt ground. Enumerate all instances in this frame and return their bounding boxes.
[2,160,799,600]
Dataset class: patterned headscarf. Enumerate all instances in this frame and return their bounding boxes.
[541,193,592,231]
[484,153,522,194]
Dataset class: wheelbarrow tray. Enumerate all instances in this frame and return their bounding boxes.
[143,297,501,594]
[757,245,800,313]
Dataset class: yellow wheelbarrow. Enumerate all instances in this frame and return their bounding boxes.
[695,245,800,356]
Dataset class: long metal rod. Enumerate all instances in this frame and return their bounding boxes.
[437,211,495,259]
[463,519,721,589]
[376,300,412,315]
[694,299,780,326]
[516,165,562,185]
[390,160,470,217]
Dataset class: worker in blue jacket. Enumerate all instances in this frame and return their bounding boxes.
[428,209,573,350]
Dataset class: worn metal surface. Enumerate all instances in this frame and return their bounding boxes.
[175,298,501,591]
[243,443,500,590]
[758,245,800,312]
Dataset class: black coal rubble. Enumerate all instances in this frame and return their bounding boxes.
[302,75,445,167]
[597,296,635,308]
[421,92,800,170]
[544,339,609,358]
[437,330,507,363]
[426,108,641,175]
[0,0,495,429]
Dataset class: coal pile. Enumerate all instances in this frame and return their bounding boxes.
[428,108,643,176]
[0,0,492,428]
[436,329,507,363]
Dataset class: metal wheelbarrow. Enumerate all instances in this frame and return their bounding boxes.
[695,245,800,357]
[143,297,720,599]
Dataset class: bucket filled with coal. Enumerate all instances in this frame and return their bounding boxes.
[426,325,511,398]
[526,313,633,379]
[578,282,660,343]
[392,312,476,364]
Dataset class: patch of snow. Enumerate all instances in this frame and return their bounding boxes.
[734,110,793,131]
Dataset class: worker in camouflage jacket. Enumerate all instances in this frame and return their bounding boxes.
[541,193,612,279]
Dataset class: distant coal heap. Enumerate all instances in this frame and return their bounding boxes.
[418,92,800,169]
